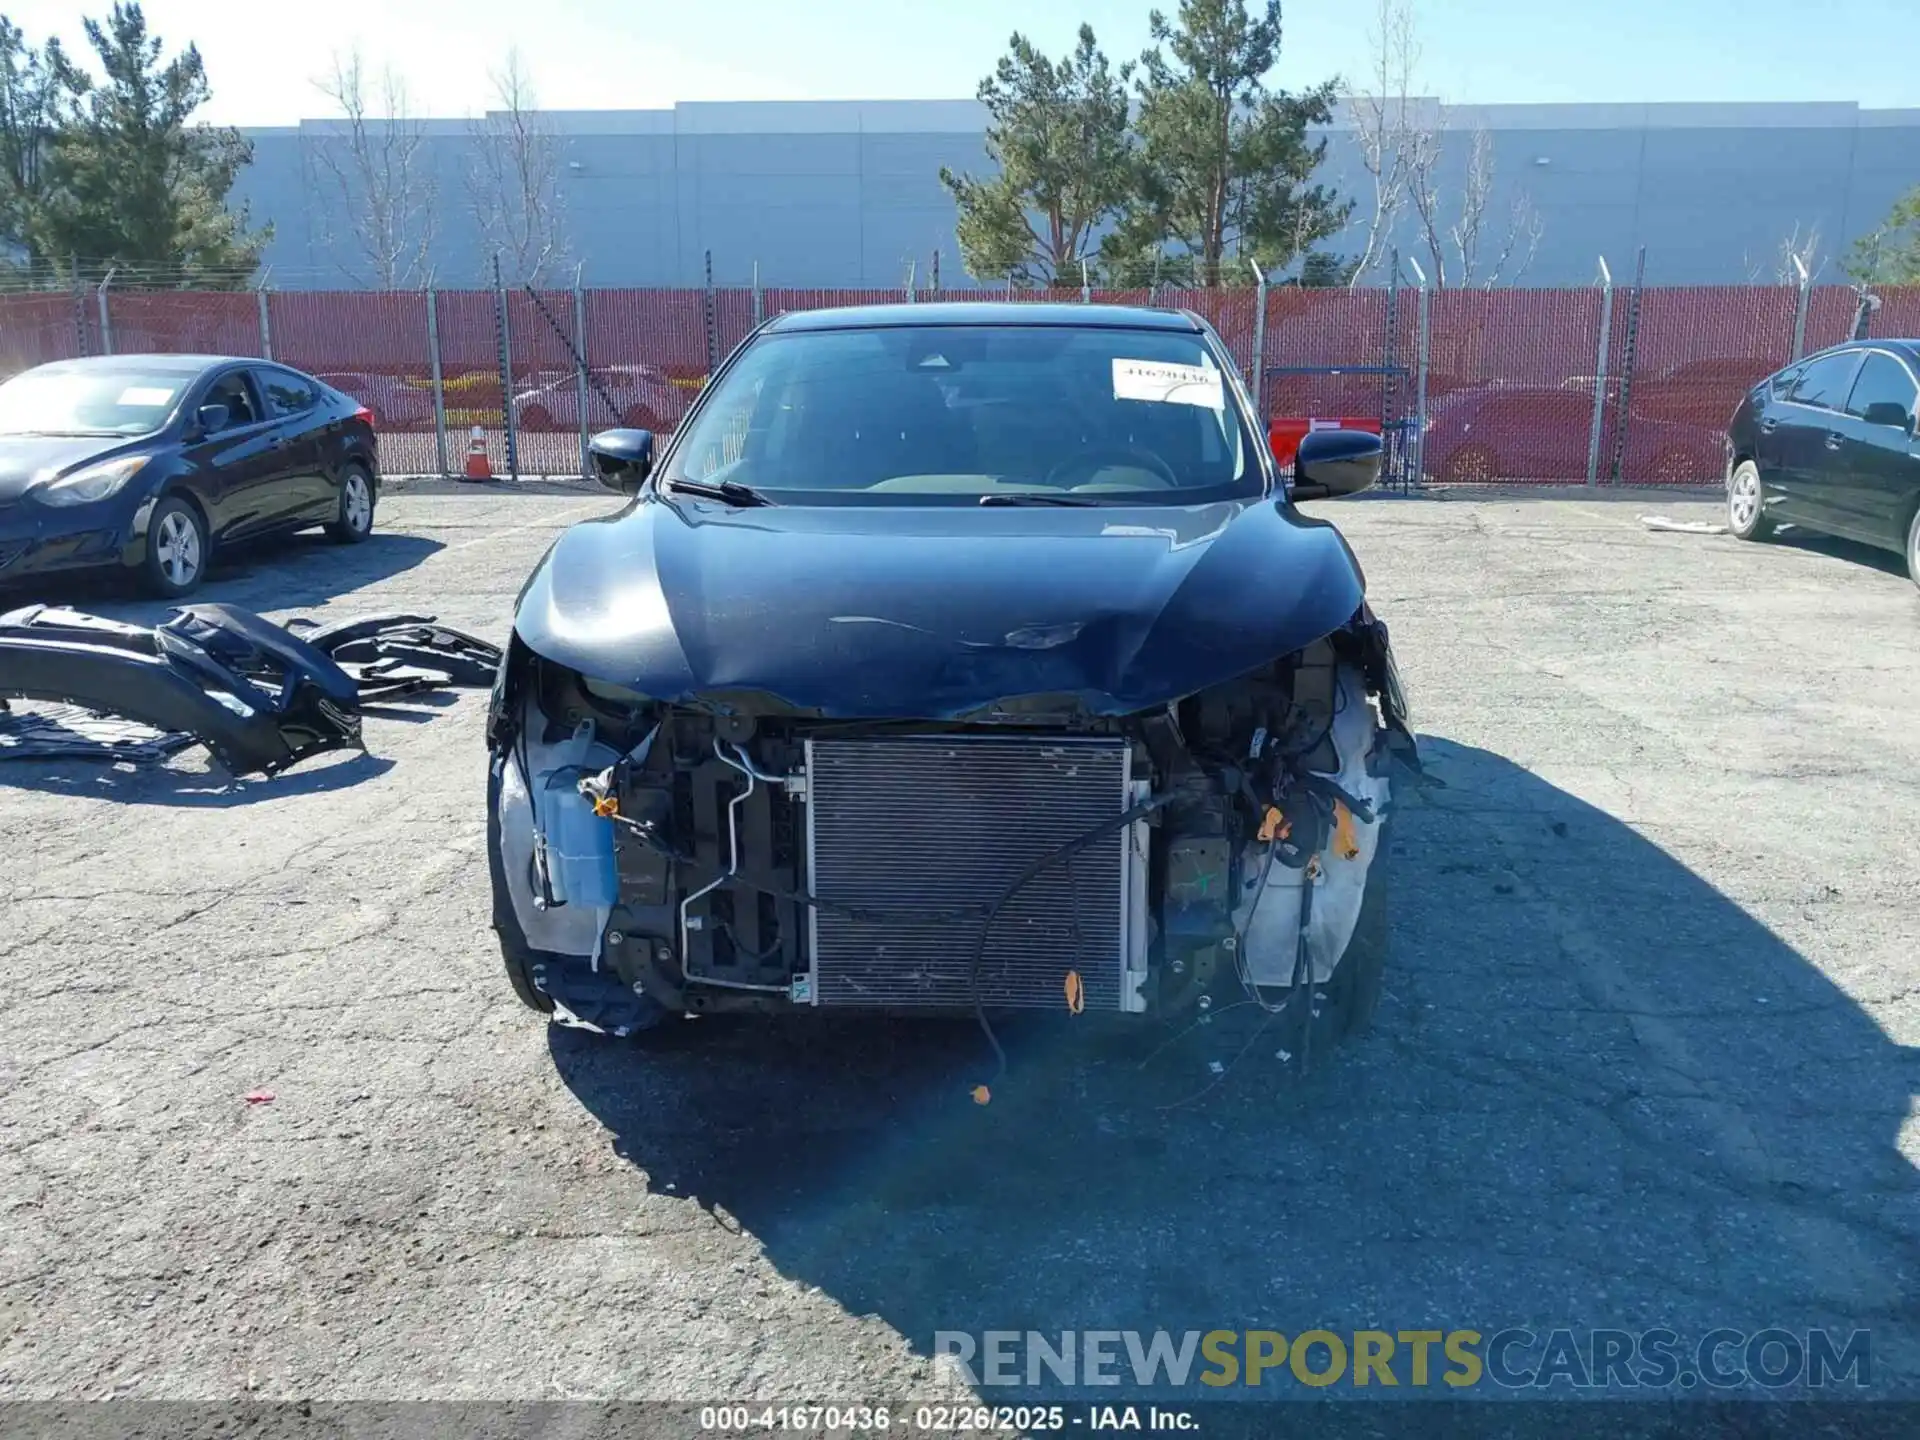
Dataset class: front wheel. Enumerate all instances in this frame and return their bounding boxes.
[1905,507,1920,591]
[325,465,375,544]
[142,495,208,597]
[1727,459,1775,540]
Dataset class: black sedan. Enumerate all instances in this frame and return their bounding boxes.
[0,354,380,597]
[484,302,1413,1068]
[1725,340,1920,585]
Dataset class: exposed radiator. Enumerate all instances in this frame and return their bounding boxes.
[804,734,1143,1011]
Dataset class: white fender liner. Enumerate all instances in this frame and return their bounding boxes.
[1233,661,1392,987]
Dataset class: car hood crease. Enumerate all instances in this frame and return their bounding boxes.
[512,495,1369,717]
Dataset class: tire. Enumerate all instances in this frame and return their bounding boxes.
[1440,444,1497,483]
[1326,822,1391,1039]
[142,494,208,598]
[1726,458,1776,541]
[325,464,375,544]
[1906,506,1920,591]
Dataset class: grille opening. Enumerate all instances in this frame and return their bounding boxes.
[805,734,1134,1010]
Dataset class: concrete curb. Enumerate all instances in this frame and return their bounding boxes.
[382,474,604,498]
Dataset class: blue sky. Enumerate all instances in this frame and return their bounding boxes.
[6,0,1915,124]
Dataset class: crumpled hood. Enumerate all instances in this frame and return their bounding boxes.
[0,435,132,503]
[511,493,1368,717]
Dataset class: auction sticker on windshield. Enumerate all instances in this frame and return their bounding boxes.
[1112,358,1224,410]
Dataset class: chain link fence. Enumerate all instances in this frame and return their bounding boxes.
[1,266,1909,485]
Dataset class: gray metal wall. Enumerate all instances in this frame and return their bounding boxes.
[229,98,1920,290]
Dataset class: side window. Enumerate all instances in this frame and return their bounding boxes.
[257,367,317,419]
[1770,365,1804,398]
[1787,352,1862,411]
[202,372,262,431]
[1843,353,1918,424]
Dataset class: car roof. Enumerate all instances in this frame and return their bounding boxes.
[24,353,256,376]
[763,302,1203,334]
[1804,339,1920,364]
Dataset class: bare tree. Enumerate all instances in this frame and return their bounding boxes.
[306,49,437,289]
[1776,220,1824,285]
[1448,127,1543,287]
[1355,2,1542,290]
[1343,0,1418,286]
[466,50,568,287]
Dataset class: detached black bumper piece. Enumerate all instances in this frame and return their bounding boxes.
[0,604,503,775]
[0,602,364,776]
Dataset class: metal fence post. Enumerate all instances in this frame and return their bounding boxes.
[905,259,916,302]
[1852,286,1881,340]
[703,249,718,377]
[573,265,592,480]
[71,264,91,357]
[493,253,519,481]
[1383,246,1399,432]
[1408,256,1430,486]
[426,287,449,478]
[1608,245,1648,486]
[751,260,764,327]
[1790,254,1811,361]
[1081,258,1092,303]
[1585,256,1614,487]
[96,269,115,355]
[1248,258,1268,414]
[931,249,940,297]
[256,283,273,361]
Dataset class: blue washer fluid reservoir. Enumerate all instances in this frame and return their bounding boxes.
[539,767,619,909]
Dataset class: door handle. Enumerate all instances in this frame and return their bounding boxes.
[1760,417,1779,433]
[1824,431,1842,451]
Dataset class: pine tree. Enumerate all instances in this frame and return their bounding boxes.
[34,2,266,286]
[1111,0,1349,287]
[940,26,1134,285]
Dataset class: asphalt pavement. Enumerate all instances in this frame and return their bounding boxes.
[1,483,1916,1409]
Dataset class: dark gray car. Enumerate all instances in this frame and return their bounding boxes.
[1724,340,1920,586]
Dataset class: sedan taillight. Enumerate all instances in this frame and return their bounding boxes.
[353,405,375,427]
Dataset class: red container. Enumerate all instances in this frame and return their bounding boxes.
[1267,415,1384,468]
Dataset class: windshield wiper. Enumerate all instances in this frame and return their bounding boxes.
[978,492,1098,507]
[665,478,775,507]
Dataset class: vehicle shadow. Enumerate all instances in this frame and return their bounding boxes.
[1773,527,1911,580]
[0,530,444,624]
[548,737,1919,1404]
[0,747,394,806]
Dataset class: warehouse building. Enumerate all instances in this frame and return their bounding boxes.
[232,98,1920,290]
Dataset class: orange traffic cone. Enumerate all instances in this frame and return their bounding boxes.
[462,426,492,481]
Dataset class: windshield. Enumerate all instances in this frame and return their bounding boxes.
[0,366,190,437]
[661,324,1262,504]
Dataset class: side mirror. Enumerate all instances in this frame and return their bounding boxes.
[1292,427,1383,500]
[589,427,655,495]
[195,401,231,435]
[1862,400,1914,432]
